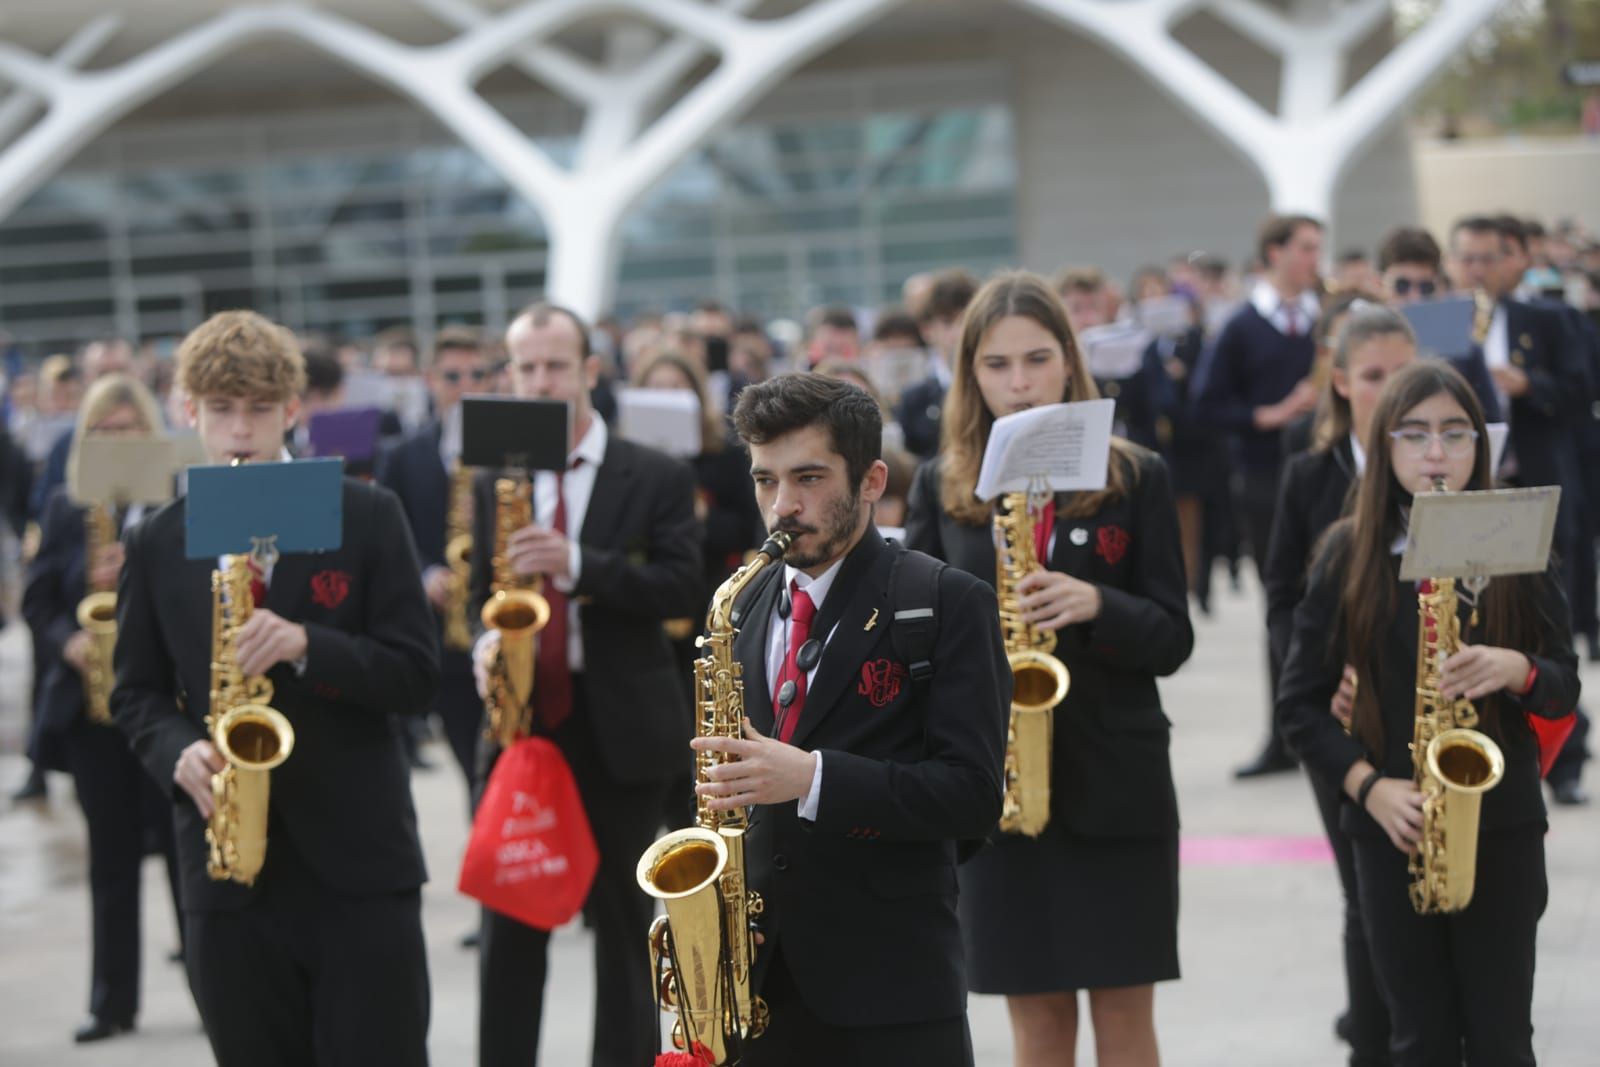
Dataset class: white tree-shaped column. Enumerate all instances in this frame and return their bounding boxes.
[0,0,906,319]
[1011,0,1504,219]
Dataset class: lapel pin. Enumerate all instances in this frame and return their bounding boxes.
[1520,332,1533,349]
[1069,527,1089,546]
[1512,351,1525,367]
[864,608,879,631]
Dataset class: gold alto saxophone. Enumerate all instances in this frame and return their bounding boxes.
[481,474,551,748]
[1408,478,1505,914]
[206,550,295,886]
[994,491,1071,837]
[76,503,119,724]
[442,463,475,652]
[636,531,792,1066]
[1471,289,1495,346]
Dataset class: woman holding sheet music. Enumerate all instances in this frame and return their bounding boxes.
[22,373,182,1045]
[1263,301,1417,1063]
[905,271,1192,1067]
[1276,359,1577,1065]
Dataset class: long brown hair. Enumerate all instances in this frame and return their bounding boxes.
[1310,300,1415,452]
[1334,360,1543,754]
[939,271,1134,525]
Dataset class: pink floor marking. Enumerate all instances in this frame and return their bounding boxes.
[1180,835,1335,865]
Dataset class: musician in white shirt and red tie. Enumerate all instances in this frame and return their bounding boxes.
[468,303,703,1067]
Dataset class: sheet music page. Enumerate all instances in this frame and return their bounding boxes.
[1398,485,1560,581]
[1079,324,1149,380]
[616,388,702,458]
[975,399,1115,502]
[1137,295,1192,337]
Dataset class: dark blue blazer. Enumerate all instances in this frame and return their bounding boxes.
[377,422,450,571]
[21,488,95,769]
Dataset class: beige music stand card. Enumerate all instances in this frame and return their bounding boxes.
[1398,486,1560,582]
[69,437,178,507]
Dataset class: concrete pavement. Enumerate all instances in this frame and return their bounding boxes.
[2,573,1596,1065]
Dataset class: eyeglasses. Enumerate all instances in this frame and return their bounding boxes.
[1388,428,1479,456]
[1391,277,1437,298]
[438,369,489,384]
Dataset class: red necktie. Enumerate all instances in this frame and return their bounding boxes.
[1284,305,1300,338]
[775,581,817,743]
[247,557,266,608]
[531,461,578,731]
[1032,500,1055,566]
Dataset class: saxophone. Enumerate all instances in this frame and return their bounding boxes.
[206,551,296,886]
[1471,289,1495,346]
[1408,479,1505,914]
[442,463,475,652]
[994,491,1071,837]
[481,474,551,748]
[76,504,119,724]
[636,531,792,1066]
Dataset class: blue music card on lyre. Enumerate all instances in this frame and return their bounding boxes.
[185,459,344,560]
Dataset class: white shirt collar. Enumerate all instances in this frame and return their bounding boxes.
[1250,279,1320,334]
[439,402,463,465]
[571,413,608,470]
[783,553,846,615]
[1349,432,1366,476]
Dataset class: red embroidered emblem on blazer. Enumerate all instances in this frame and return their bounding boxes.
[1096,525,1130,566]
[858,659,907,708]
[310,569,351,610]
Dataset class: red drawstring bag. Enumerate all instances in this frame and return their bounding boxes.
[458,737,598,931]
[1528,712,1577,779]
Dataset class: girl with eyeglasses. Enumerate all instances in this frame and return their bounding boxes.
[1277,360,1578,1065]
[1264,303,1417,1064]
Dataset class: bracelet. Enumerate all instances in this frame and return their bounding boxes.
[1355,769,1384,812]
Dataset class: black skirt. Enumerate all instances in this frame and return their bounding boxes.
[959,823,1180,994]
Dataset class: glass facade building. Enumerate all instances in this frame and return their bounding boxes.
[0,65,1015,356]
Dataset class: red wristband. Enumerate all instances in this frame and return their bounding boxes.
[1516,661,1538,696]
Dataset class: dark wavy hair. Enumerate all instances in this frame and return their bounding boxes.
[731,372,881,489]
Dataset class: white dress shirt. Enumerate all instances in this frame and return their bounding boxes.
[1250,279,1321,338]
[535,415,607,671]
[763,554,846,821]
[437,401,464,471]
[1483,302,1511,417]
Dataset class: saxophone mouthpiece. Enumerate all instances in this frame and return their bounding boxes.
[761,531,794,558]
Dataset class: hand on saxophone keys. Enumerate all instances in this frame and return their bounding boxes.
[506,523,572,580]
[175,739,228,818]
[62,630,96,675]
[1015,569,1102,630]
[692,718,818,810]
[233,610,309,679]
[1437,645,1533,702]
[1345,761,1425,856]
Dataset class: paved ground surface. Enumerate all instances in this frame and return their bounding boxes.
[2,572,1597,1066]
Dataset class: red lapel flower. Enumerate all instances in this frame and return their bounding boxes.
[1095,525,1131,566]
[310,569,352,610]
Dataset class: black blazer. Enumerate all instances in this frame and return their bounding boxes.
[377,421,450,571]
[896,376,946,459]
[691,441,765,596]
[905,447,1194,837]
[21,489,97,770]
[1277,528,1580,839]
[1263,438,1357,674]
[111,478,440,911]
[1486,300,1586,491]
[733,531,1009,1028]
[467,435,702,785]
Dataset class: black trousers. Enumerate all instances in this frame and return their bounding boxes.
[1244,466,1293,759]
[437,649,485,814]
[1546,705,1591,787]
[1353,829,1545,1067]
[741,949,974,1067]
[185,839,429,1067]
[477,686,672,1067]
[1309,775,1391,1066]
[64,720,182,1024]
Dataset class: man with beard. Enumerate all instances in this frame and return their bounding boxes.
[690,373,1009,1065]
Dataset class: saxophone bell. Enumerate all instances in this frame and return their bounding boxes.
[76,590,119,724]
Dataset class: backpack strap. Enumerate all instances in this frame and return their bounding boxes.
[887,542,944,696]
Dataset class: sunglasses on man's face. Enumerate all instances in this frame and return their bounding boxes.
[438,369,489,384]
[1391,277,1437,298]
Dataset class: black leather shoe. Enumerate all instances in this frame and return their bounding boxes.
[10,770,46,804]
[1551,779,1590,806]
[1334,1011,1352,1044]
[1234,746,1297,779]
[73,1016,134,1043]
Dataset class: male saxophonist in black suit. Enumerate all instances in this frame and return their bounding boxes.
[692,373,1009,1065]
[112,311,440,1067]
[469,303,702,1067]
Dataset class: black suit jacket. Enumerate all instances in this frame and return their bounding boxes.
[1485,299,1586,492]
[111,478,440,911]
[467,435,702,785]
[1263,439,1357,676]
[733,531,1009,1028]
[906,446,1194,838]
[377,421,450,571]
[21,489,96,770]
